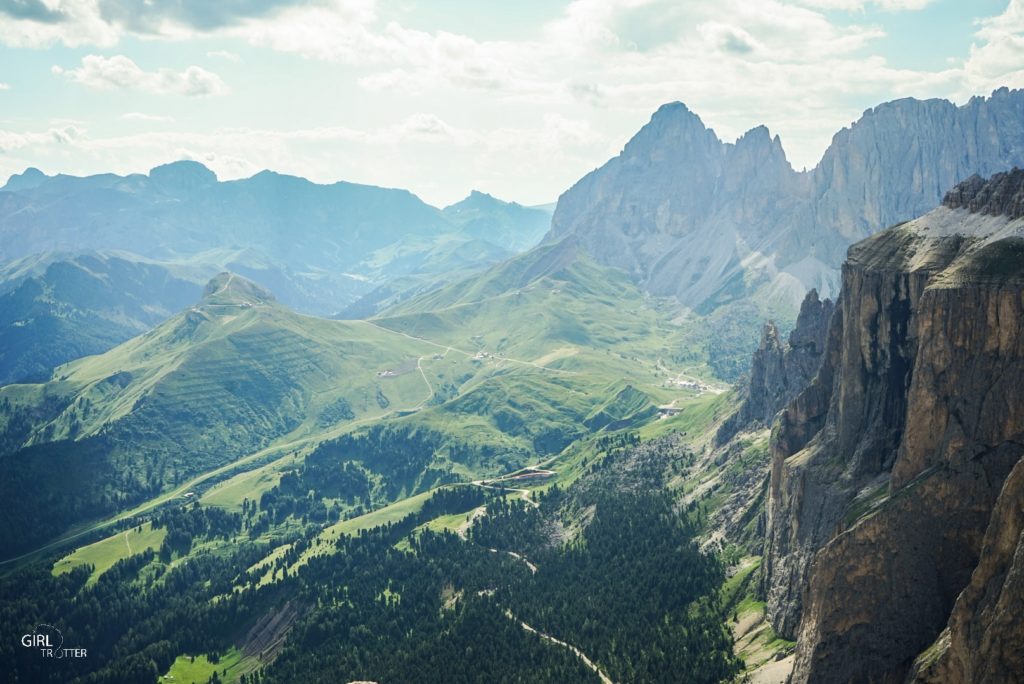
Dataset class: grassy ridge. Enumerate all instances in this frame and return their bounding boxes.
[0,280,448,558]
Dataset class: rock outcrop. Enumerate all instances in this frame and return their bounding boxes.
[717,289,834,443]
[934,168,1024,220]
[761,169,1024,683]
[548,88,1024,316]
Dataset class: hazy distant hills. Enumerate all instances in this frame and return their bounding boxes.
[443,190,552,252]
[8,90,1022,385]
[336,191,553,318]
[0,165,552,382]
[0,162,552,316]
[547,87,1024,317]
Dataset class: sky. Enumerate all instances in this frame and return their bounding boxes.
[0,0,1022,207]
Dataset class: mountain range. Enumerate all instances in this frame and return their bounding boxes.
[0,162,553,312]
[0,252,204,385]
[0,166,552,383]
[549,86,1024,319]
[1,89,1024,683]
[6,89,1022,386]
[0,252,681,557]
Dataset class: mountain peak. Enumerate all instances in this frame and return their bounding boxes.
[736,124,774,145]
[149,160,217,190]
[646,101,707,130]
[445,190,504,212]
[201,272,276,306]
[620,100,717,160]
[3,167,49,192]
[468,189,498,202]
[733,124,787,159]
[463,189,499,204]
[444,188,499,206]
[652,100,691,117]
[440,190,551,252]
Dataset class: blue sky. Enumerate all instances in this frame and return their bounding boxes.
[0,0,1021,206]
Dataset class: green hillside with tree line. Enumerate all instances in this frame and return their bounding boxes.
[0,263,719,561]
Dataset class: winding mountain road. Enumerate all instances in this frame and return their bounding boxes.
[506,610,615,684]
[457,470,614,681]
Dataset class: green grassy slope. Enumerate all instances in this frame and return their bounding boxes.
[0,246,769,684]
[52,521,167,584]
[376,249,691,388]
[2,249,728,573]
[0,275,443,557]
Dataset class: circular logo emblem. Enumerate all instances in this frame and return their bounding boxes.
[35,624,63,656]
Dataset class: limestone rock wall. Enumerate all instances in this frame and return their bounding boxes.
[761,170,1024,683]
[548,88,1024,313]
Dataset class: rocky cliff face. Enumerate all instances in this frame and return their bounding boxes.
[761,169,1024,683]
[908,456,1024,683]
[717,289,834,442]
[548,88,1024,317]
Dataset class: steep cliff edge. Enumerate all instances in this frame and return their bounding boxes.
[908,456,1024,683]
[762,169,1024,683]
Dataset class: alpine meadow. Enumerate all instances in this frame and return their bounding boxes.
[1,2,1024,683]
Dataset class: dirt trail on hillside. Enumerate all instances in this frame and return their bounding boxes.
[506,610,614,684]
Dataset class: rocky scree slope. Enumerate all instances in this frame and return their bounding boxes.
[761,169,1024,683]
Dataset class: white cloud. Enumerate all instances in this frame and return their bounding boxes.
[793,0,934,9]
[0,124,83,153]
[239,0,898,120]
[54,55,228,96]
[0,0,1021,201]
[391,113,460,141]
[959,0,1024,95]
[0,0,377,47]
[206,50,241,62]
[0,0,120,48]
[0,82,9,90]
[121,112,175,122]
